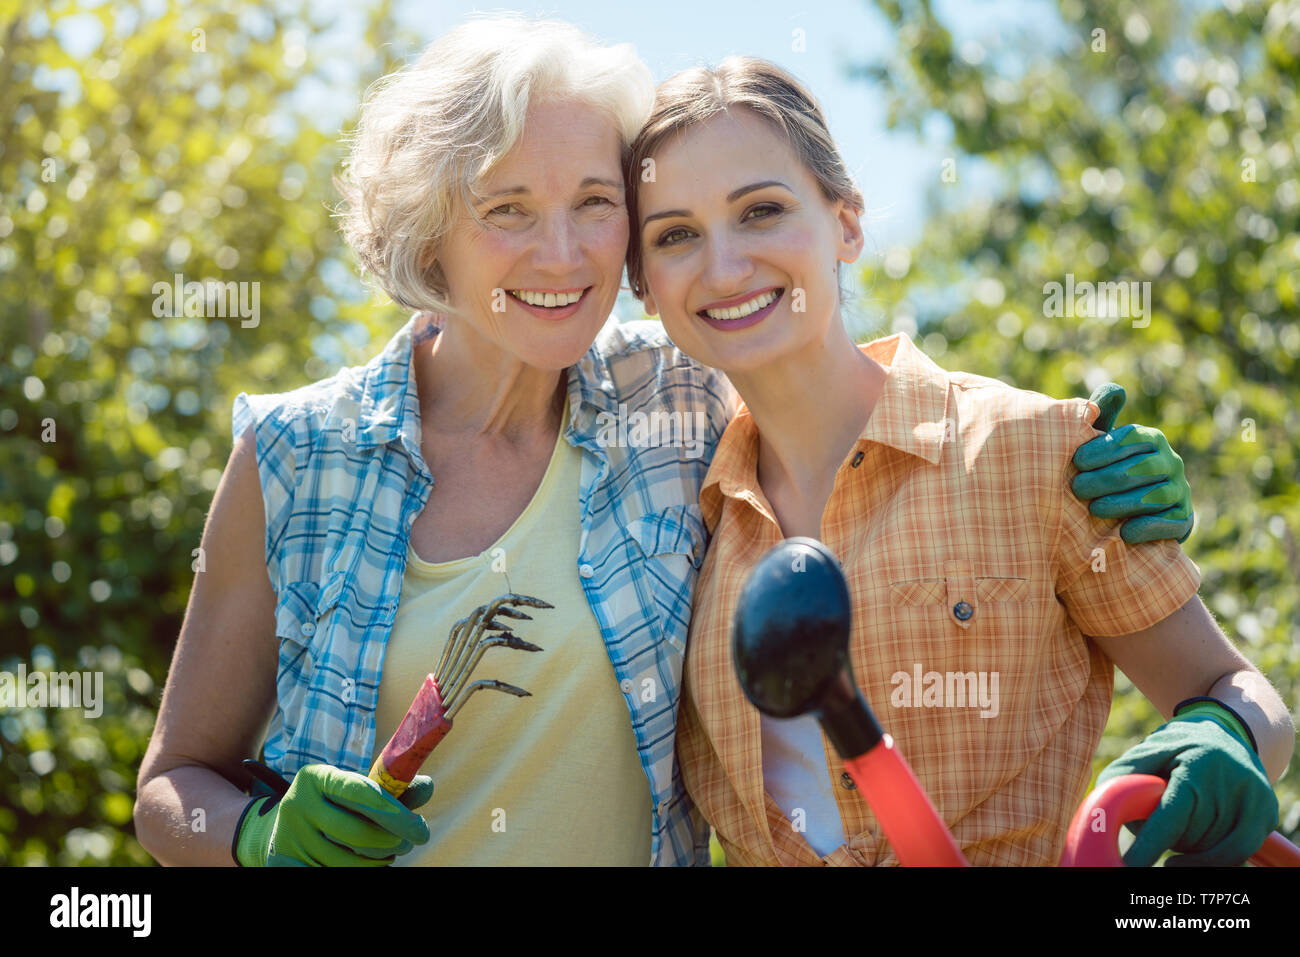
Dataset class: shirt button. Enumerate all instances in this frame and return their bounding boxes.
[840,771,857,790]
[300,621,316,637]
[850,451,865,468]
[579,563,594,579]
[953,601,973,621]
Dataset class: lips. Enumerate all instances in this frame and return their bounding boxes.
[697,287,784,331]
[698,286,782,318]
[508,288,587,308]
[507,286,592,321]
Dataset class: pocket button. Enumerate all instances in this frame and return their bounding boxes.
[300,621,316,637]
[952,601,973,621]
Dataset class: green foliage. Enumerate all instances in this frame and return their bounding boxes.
[2,0,1295,867]
[861,0,1300,848]
[0,0,418,865]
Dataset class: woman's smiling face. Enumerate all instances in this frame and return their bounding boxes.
[436,98,629,371]
[636,107,863,375]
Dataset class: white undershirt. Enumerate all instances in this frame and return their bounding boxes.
[760,713,847,857]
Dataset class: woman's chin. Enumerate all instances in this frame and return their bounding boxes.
[516,333,600,371]
[674,323,798,377]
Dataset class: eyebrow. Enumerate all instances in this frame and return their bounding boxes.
[640,180,792,229]
[478,177,623,203]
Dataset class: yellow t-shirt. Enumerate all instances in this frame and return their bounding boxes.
[373,400,653,865]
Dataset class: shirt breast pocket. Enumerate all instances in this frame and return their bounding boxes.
[886,559,1036,656]
[273,571,347,690]
[624,504,707,654]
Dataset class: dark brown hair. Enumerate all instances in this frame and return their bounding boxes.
[624,55,865,300]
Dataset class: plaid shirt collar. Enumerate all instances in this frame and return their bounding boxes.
[700,333,951,530]
[353,312,621,459]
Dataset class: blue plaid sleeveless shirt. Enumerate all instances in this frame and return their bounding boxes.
[231,311,734,865]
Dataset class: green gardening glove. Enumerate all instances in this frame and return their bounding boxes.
[1096,702,1277,867]
[235,764,433,867]
[1071,383,1194,545]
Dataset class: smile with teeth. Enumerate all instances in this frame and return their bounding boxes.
[508,288,587,308]
[700,288,782,320]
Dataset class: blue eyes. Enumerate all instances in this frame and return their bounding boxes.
[653,203,784,248]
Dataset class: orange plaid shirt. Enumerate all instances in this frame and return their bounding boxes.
[678,332,1202,866]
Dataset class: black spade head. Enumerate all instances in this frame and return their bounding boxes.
[732,537,885,759]
[732,537,853,718]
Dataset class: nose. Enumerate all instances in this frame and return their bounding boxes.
[701,231,755,298]
[530,210,584,276]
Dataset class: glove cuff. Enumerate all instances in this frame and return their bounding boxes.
[1172,696,1259,753]
[232,795,278,867]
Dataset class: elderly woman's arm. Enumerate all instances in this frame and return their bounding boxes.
[133,427,281,865]
[134,430,432,866]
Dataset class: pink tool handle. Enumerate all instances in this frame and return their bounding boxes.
[369,674,452,796]
[843,734,968,866]
[1059,773,1300,867]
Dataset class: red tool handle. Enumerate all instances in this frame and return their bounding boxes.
[1059,773,1300,867]
[843,734,969,866]
[368,673,452,797]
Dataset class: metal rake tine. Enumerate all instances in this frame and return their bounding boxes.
[487,607,534,621]
[501,636,543,653]
[440,633,542,705]
[445,679,531,720]
[441,605,492,688]
[435,615,474,680]
[441,593,548,686]
[492,593,555,610]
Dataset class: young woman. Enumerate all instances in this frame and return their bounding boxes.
[626,57,1292,866]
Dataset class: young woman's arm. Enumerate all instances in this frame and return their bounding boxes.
[1089,597,1293,865]
[1091,596,1293,783]
[133,427,281,865]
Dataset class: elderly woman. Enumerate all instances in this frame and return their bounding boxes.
[134,17,1194,867]
[134,16,731,868]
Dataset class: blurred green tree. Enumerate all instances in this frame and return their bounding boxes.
[857,0,1300,850]
[0,0,418,864]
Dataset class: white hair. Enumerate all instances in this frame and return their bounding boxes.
[332,14,655,315]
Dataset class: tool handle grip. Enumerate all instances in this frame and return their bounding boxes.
[369,674,452,798]
[1059,773,1300,867]
[844,735,968,866]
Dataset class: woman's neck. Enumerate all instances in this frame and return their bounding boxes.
[414,317,566,443]
[726,317,887,528]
